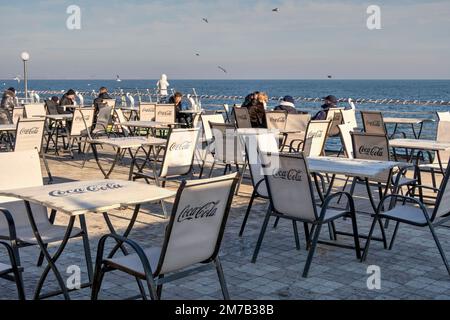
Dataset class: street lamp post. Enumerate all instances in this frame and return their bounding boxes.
[20,52,30,100]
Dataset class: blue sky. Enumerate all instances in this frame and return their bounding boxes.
[0,0,449,79]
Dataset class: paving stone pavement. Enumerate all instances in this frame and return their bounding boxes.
[1,147,450,300]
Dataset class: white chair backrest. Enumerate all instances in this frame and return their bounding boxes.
[437,112,450,122]
[201,114,225,143]
[341,109,358,129]
[326,109,344,137]
[70,108,95,137]
[240,130,278,192]
[361,111,386,135]
[95,105,113,128]
[233,107,252,129]
[302,120,331,157]
[114,109,130,136]
[434,164,450,220]
[12,107,24,125]
[24,104,46,118]
[265,111,287,130]
[155,104,176,123]
[103,99,116,108]
[14,119,46,152]
[351,132,390,181]
[139,103,156,121]
[160,128,200,178]
[156,174,238,275]
[434,121,450,164]
[211,123,246,164]
[260,152,317,221]
[338,124,355,159]
[285,114,310,132]
[0,150,49,231]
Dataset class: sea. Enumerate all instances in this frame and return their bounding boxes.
[2,79,450,140]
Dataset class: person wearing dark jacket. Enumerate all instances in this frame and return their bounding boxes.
[58,89,76,114]
[312,95,339,120]
[0,87,18,124]
[169,92,192,126]
[246,92,267,128]
[93,87,112,125]
[274,96,298,114]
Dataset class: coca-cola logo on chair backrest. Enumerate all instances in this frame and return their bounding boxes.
[358,145,384,157]
[177,201,220,223]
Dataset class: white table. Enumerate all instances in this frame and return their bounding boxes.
[123,120,178,129]
[384,117,434,139]
[0,124,16,132]
[0,179,176,300]
[87,136,166,179]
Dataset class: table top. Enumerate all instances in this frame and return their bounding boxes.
[119,107,139,112]
[0,180,176,216]
[0,124,16,132]
[384,117,434,125]
[123,120,178,128]
[179,110,204,114]
[308,156,402,179]
[88,136,166,149]
[390,139,450,151]
[46,114,73,121]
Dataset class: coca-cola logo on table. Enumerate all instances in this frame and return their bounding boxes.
[177,201,220,222]
[19,127,40,135]
[273,168,303,181]
[49,182,124,197]
[169,141,192,151]
[358,145,384,157]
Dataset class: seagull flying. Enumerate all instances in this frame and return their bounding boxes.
[195,53,200,56]
[202,18,209,23]
[218,66,227,73]
[272,8,280,12]
[327,75,332,79]
[13,75,21,83]
[116,75,122,82]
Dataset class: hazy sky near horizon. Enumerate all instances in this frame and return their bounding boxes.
[0,0,449,80]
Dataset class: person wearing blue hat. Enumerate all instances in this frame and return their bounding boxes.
[274,96,298,114]
[312,95,339,120]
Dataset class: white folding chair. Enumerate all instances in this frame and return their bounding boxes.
[233,107,252,129]
[67,108,95,158]
[361,111,386,135]
[114,109,131,136]
[12,107,24,125]
[326,108,344,137]
[155,104,176,124]
[0,150,90,299]
[362,161,450,276]
[91,173,240,300]
[24,104,46,119]
[198,114,225,178]
[251,152,361,278]
[437,111,450,122]
[92,105,113,138]
[341,108,358,130]
[139,103,156,121]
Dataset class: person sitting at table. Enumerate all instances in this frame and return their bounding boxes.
[274,96,298,114]
[45,96,60,115]
[0,87,18,124]
[58,89,76,114]
[93,87,112,124]
[169,92,191,127]
[312,95,339,120]
[245,92,268,128]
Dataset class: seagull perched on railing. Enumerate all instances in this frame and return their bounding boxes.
[13,75,21,83]
[116,75,122,82]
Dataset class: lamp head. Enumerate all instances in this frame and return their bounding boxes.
[20,52,30,61]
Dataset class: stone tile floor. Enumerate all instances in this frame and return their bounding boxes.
[1,147,450,300]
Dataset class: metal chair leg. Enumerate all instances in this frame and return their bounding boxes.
[239,191,256,237]
[293,221,301,250]
[302,222,323,278]
[251,207,272,263]
[361,216,379,262]
[428,223,450,276]
[215,257,230,300]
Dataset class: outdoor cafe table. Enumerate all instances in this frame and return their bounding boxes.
[384,117,434,139]
[307,156,404,211]
[87,136,166,179]
[123,120,180,136]
[0,179,176,300]
[390,138,450,172]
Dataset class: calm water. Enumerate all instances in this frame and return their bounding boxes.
[2,79,450,140]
